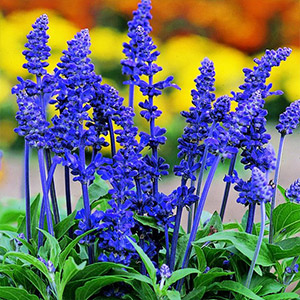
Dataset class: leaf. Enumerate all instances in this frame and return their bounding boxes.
[182,286,206,300]
[38,228,61,268]
[127,237,157,285]
[17,194,41,240]
[11,266,48,300]
[207,280,264,300]
[0,287,39,300]
[136,282,156,300]
[133,214,163,231]
[193,244,206,272]
[263,292,300,299]
[59,228,95,267]
[223,222,244,232]
[76,174,109,210]
[0,209,25,224]
[277,185,290,202]
[166,290,181,300]
[272,203,300,241]
[268,237,300,260]
[265,202,271,221]
[90,197,111,211]
[164,268,200,290]
[174,233,189,269]
[54,210,76,240]
[194,231,274,266]
[200,210,212,227]
[3,252,51,283]
[57,257,86,300]
[249,274,284,296]
[75,275,130,300]
[196,211,223,240]
[194,268,234,288]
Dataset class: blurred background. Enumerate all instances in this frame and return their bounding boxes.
[0,0,299,221]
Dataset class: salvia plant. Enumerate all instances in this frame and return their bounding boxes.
[0,1,300,299]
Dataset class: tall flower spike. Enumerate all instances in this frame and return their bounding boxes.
[286,179,300,203]
[276,100,300,136]
[237,47,292,101]
[23,14,51,76]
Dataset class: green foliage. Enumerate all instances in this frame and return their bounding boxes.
[0,185,299,299]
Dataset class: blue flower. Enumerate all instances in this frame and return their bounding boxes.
[286,179,300,203]
[237,48,292,101]
[13,77,54,149]
[160,264,171,279]
[234,167,273,205]
[22,14,51,76]
[276,100,300,136]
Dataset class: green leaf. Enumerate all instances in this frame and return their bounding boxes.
[0,287,39,300]
[59,228,95,267]
[0,225,17,231]
[38,229,61,268]
[207,280,264,300]
[272,203,300,241]
[127,238,157,285]
[75,275,130,300]
[268,237,300,260]
[193,244,206,272]
[265,202,271,221]
[3,252,51,282]
[194,231,274,266]
[223,222,244,232]
[249,274,284,296]
[174,233,189,269]
[166,290,181,300]
[76,174,109,210]
[136,282,156,300]
[21,268,48,300]
[194,268,234,288]
[54,210,76,240]
[196,211,223,241]
[200,211,212,227]
[133,214,162,231]
[90,197,111,211]
[277,185,290,202]
[17,194,41,240]
[57,257,86,300]
[263,292,300,299]
[182,286,206,300]
[0,209,25,224]
[164,268,200,291]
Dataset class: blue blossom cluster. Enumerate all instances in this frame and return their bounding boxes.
[286,179,300,203]
[276,100,300,136]
[13,78,53,149]
[237,47,292,101]
[175,58,216,184]
[38,257,56,273]
[234,167,273,205]
[22,14,50,76]
[13,14,55,149]
[121,0,152,80]
[285,264,299,274]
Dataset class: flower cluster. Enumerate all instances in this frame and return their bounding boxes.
[22,14,51,76]
[234,167,273,205]
[276,100,300,136]
[237,47,292,101]
[286,179,300,203]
